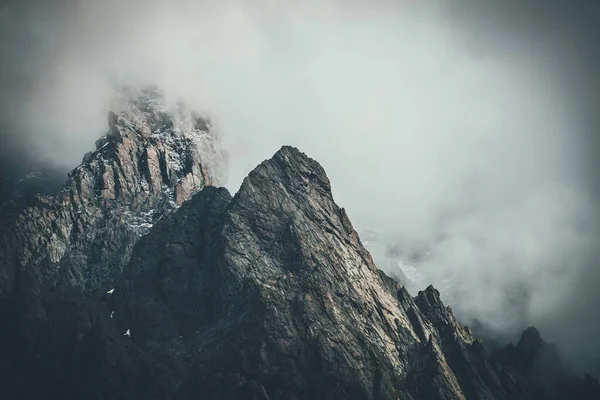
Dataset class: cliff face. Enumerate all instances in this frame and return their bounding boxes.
[0,94,587,399]
[0,87,226,299]
[108,146,521,399]
[1,127,524,399]
[0,88,226,398]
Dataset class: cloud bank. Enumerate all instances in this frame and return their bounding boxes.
[0,0,598,372]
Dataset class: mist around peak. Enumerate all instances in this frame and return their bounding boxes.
[0,0,599,373]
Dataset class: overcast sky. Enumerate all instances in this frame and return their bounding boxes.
[0,0,599,372]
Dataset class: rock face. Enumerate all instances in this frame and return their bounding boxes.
[0,87,226,398]
[109,146,521,399]
[0,86,226,298]
[0,110,594,399]
[1,137,527,399]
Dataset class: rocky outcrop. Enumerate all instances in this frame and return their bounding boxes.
[155,146,521,399]
[0,145,529,399]
[0,86,226,298]
[2,109,592,399]
[0,87,226,398]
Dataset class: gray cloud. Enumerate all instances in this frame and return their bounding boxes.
[0,0,598,372]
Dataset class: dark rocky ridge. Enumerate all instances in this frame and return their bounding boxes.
[109,146,521,399]
[0,95,597,398]
[2,138,522,399]
[493,327,600,399]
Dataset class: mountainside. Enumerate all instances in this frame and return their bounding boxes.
[0,89,597,399]
[0,87,226,297]
[106,145,525,399]
[0,88,226,397]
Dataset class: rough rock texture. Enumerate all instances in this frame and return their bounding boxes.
[147,146,521,399]
[0,128,593,399]
[2,144,528,399]
[0,87,226,297]
[0,87,226,398]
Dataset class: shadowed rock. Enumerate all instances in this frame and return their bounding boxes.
[1,135,590,399]
[0,87,226,399]
[101,146,522,399]
[494,327,600,400]
[0,87,226,299]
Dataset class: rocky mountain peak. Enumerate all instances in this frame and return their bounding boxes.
[222,145,379,290]
[101,145,524,399]
[493,326,600,399]
[74,85,226,208]
[1,103,597,399]
[0,86,226,299]
[516,327,543,354]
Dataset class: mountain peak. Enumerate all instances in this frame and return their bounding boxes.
[493,327,600,399]
[227,144,369,278]
[0,88,227,298]
[105,85,212,142]
[106,146,522,398]
[73,85,225,208]
[238,145,332,198]
[517,326,543,354]
[2,84,597,398]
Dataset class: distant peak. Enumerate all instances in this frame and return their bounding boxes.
[521,326,541,339]
[123,85,166,110]
[274,145,305,157]
[418,284,443,305]
[112,84,167,113]
[517,326,544,354]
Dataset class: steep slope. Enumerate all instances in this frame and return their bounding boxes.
[0,142,524,399]
[8,112,600,399]
[100,146,521,399]
[0,87,226,397]
[0,86,226,298]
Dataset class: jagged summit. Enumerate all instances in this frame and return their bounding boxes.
[236,145,333,199]
[105,86,213,143]
[493,326,600,399]
[101,146,523,399]
[73,85,226,207]
[0,87,226,298]
[1,113,595,399]
[516,327,544,354]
